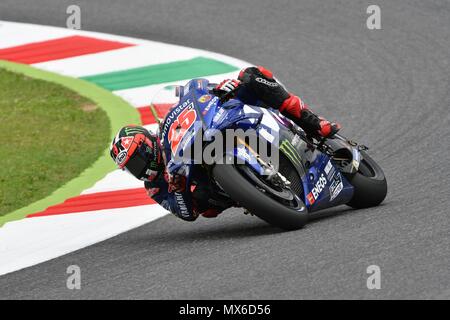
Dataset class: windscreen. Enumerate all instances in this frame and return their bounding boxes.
[149,85,183,123]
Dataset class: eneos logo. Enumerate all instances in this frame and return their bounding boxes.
[307,174,327,205]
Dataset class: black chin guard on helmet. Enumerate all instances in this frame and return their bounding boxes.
[110,125,164,182]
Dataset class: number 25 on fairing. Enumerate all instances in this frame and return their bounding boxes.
[167,107,197,154]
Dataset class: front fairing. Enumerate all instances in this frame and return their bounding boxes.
[158,79,220,176]
[159,79,268,165]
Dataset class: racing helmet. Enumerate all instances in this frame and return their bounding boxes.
[110,125,164,181]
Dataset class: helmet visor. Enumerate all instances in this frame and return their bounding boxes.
[124,143,151,180]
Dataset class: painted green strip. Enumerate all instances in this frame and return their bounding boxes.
[81,57,239,91]
[0,60,140,227]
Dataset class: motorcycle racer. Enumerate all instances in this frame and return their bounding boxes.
[110,66,341,221]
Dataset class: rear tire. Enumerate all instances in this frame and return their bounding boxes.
[212,158,308,231]
[345,152,387,209]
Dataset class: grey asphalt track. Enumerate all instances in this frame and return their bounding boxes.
[0,0,449,299]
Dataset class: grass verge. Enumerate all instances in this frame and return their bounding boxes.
[0,61,141,226]
[0,68,110,215]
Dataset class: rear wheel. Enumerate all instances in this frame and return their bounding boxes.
[345,152,387,209]
[212,155,308,230]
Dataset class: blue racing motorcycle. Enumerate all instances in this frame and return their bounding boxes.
[152,78,387,230]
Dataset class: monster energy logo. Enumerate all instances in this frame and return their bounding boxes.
[123,127,147,136]
[280,140,302,167]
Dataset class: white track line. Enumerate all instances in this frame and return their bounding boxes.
[0,21,71,48]
[81,170,143,195]
[0,205,168,276]
[33,45,200,77]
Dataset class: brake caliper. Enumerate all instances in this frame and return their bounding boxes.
[262,162,291,189]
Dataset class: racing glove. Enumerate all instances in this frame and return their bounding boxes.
[167,173,187,193]
[201,208,221,218]
[215,79,241,93]
[213,79,241,100]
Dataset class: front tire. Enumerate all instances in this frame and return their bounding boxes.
[345,152,387,209]
[212,158,308,231]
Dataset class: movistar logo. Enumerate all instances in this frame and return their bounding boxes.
[280,140,301,167]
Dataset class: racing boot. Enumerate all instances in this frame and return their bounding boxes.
[280,94,341,138]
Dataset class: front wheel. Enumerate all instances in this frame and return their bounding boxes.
[212,157,308,231]
[345,152,387,209]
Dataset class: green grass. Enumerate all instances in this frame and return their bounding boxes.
[0,68,110,216]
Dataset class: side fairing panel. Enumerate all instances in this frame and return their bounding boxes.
[303,154,354,212]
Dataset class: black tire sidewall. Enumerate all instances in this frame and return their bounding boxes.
[345,152,388,208]
[213,161,308,230]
